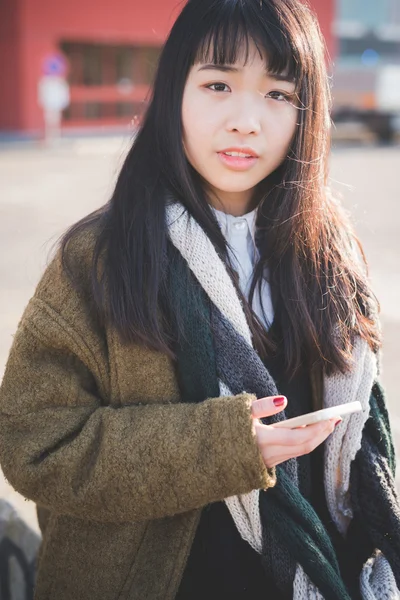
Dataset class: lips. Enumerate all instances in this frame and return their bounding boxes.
[219,146,259,158]
[217,148,259,171]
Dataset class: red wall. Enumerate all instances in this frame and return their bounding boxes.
[0,0,23,130]
[0,0,335,134]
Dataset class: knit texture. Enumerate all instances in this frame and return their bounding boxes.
[166,200,400,599]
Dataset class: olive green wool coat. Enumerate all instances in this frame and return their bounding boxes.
[0,228,277,600]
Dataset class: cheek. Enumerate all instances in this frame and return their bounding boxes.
[182,98,215,164]
[285,105,299,140]
[182,105,201,147]
[270,107,298,156]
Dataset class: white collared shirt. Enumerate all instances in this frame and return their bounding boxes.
[211,206,274,329]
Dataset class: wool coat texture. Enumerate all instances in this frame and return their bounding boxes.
[0,227,277,600]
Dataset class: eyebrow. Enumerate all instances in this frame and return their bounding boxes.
[197,64,295,83]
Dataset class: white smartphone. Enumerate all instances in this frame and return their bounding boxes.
[271,401,363,429]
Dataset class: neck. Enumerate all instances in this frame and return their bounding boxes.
[206,188,258,216]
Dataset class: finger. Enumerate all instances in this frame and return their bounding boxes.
[251,396,287,419]
[259,417,336,446]
[265,431,332,466]
[260,421,338,467]
[287,419,337,456]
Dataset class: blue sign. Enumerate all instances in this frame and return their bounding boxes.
[42,54,68,77]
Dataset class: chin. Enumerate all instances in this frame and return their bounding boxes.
[208,175,256,189]
[212,182,262,194]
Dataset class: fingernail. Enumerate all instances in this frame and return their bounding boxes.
[273,396,286,407]
[334,419,342,427]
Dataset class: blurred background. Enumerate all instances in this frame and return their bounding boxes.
[1,0,400,141]
[0,0,399,547]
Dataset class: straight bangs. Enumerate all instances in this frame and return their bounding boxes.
[190,0,304,91]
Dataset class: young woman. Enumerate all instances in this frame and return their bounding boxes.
[1,0,399,598]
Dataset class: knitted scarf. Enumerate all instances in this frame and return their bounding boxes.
[166,201,400,599]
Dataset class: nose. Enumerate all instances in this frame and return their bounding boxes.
[225,104,262,136]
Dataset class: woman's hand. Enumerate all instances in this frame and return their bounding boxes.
[251,396,339,469]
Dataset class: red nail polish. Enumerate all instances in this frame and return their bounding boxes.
[334,419,342,427]
[273,396,286,407]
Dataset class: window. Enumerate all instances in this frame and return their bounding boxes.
[59,41,160,123]
[60,42,160,87]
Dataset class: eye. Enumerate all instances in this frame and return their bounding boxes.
[265,90,290,102]
[206,82,231,93]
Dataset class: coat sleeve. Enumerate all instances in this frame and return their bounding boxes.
[0,256,274,524]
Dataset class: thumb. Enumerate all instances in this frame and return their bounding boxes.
[251,395,287,419]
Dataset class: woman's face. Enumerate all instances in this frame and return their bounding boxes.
[182,42,299,214]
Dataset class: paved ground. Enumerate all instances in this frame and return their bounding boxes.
[0,136,399,532]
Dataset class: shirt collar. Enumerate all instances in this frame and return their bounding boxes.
[211,205,258,244]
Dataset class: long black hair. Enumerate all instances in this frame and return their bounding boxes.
[61,0,380,376]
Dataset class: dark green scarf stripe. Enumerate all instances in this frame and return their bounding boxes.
[261,471,351,600]
[369,382,396,475]
[166,244,220,403]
